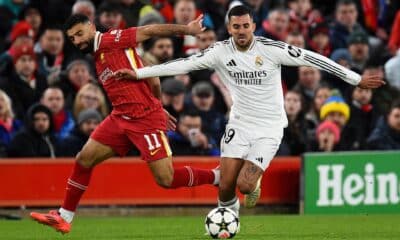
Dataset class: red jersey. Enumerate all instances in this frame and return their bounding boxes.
[93,28,162,118]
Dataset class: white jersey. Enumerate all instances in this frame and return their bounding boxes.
[137,37,361,135]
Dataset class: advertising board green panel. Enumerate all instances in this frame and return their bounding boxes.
[303,151,400,214]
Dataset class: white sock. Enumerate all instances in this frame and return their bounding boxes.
[218,196,240,216]
[212,168,220,185]
[59,208,75,223]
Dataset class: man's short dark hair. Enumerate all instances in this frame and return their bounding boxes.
[390,99,400,112]
[180,109,200,120]
[38,24,63,38]
[336,0,356,11]
[64,14,90,31]
[228,5,253,20]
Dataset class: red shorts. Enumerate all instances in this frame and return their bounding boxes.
[91,109,172,161]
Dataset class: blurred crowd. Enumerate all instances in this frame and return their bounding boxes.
[0,0,400,158]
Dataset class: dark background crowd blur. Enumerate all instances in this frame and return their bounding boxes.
[0,0,399,158]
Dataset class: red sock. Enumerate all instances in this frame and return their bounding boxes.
[61,162,93,211]
[170,166,215,188]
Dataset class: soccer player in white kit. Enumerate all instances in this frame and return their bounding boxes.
[114,6,384,215]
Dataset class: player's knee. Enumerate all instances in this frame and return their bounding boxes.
[237,179,255,195]
[76,151,96,168]
[154,174,173,188]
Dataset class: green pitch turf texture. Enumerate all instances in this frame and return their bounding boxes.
[1,214,399,239]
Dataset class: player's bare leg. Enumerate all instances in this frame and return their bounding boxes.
[147,156,219,188]
[30,138,116,234]
[237,161,263,208]
[218,157,243,216]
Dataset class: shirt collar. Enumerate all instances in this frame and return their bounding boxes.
[94,31,102,52]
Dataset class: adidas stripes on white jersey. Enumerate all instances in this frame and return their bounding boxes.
[137,36,361,133]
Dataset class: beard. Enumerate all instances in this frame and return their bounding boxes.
[77,38,95,54]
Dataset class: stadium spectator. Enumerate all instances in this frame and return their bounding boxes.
[189,29,218,87]
[384,48,400,90]
[278,90,307,156]
[7,103,57,158]
[171,0,198,57]
[19,4,42,38]
[41,87,75,141]
[305,86,331,140]
[0,0,24,25]
[57,59,94,110]
[168,110,220,156]
[195,28,217,53]
[308,21,332,57]
[367,100,400,150]
[190,81,226,143]
[388,10,400,55]
[310,120,341,152]
[0,43,47,119]
[329,48,353,93]
[58,109,102,157]
[282,32,305,90]
[96,1,125,30]
[73,83,109,119]
[9,20,35,44]
[287,0,322,36]
[346,86,380,150]
[365,62,400,115]
[0,37,34,78]
[142,37,174,66]
[137,8,165,27]
[330,48,352,69]
[293,66,323,112]
[347,30,369,72]
[285,31,305,48]
[0,20,35,77]
[256,8,289,41]
[330,0,366,50]
[72,0,95,23]
[0,89,22,157]
[120,0,158,27]
[161,78,187,119]
[319,92,359,150]
[35,25,65,85]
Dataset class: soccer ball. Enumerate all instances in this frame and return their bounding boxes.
[205,207,240,239]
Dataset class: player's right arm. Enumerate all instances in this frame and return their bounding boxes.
[115,43,220,80]
[136,15,205,43]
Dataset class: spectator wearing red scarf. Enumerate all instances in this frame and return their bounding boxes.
[0,43,48,119]
[308,21,332,57]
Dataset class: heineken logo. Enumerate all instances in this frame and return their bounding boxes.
[316,163,400,207]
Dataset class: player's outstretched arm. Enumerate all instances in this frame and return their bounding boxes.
[268,41,385,89]
[136,14,205,43]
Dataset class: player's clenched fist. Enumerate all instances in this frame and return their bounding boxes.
[113,69,137,80]
[187,14,206,35]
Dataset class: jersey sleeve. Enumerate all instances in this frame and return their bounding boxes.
[100,27,137,50]
[262,40,361,86]
[136,43,220,79]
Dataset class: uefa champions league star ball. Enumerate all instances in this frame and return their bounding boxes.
[205,207,240,239]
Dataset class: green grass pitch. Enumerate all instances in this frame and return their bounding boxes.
[1,214,399,239]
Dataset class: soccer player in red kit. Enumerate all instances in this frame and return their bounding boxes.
[30,14,219,234]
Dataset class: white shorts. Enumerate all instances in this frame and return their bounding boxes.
[220,123,283,171]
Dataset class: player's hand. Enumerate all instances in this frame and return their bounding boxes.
[164,109,177,131]
[358,74,385,89]
[113,69,137,80]
[187,14,205,35]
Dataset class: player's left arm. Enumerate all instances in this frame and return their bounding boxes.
[136,14,205,43]
[270,41,385,88]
